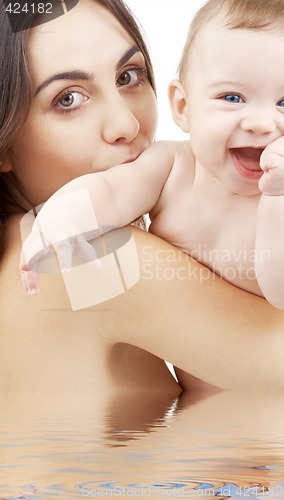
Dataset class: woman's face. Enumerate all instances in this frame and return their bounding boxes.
[7,0,157,206]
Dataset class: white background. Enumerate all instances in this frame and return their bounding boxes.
[126,0,205,139]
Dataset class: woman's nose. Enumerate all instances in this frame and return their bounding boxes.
[102,94,140,144]
[241,108,276,136]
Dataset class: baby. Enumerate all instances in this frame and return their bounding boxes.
[21,0,284,309]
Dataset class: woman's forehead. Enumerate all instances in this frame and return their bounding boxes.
[28,0,135,75]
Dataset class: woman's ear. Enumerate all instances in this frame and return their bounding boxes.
[0,157,13,173]
[168,79,190,133]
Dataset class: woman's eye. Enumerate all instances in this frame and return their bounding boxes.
[222,94,243,104]
[54,90,88,113]
[117,68,147,87]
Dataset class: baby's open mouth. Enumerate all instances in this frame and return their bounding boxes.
[230,148,264,171]
[230,148,264,179]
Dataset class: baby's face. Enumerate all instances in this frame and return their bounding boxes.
[183,20,284,195]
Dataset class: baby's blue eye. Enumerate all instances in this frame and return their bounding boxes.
[277,98,284,107]
[223,94,242,103]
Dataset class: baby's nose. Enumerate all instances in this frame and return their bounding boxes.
[241,109,276,135]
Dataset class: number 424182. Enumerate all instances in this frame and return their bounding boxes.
[5,3,52,14]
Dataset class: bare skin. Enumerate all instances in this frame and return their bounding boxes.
[1,216,181,397]
[22,24,284,309]
[2,1,284,397]
[2,215,284,396]
[18,19,284,396]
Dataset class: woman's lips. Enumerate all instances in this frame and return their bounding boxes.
[230,148,264,180]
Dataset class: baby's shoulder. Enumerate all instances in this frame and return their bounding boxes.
[150,141,195,214]
[169,140,195,185]
[151,140,195,173]
[173,140,195,163]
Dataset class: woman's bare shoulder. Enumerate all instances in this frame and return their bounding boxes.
[0,218,180,394]
[0,215,71,313]
[0,217,161,321]
[0,216,108,345]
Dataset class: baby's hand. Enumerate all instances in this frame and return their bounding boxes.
[259,137,284,195]
[20,189,100,294]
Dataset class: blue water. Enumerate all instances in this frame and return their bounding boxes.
[0,391,284,499]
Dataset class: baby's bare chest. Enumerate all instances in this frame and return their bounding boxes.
[150,188,263,296]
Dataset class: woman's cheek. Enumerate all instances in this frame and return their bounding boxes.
[138,90,158,137]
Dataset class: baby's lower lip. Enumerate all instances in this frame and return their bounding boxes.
[230,148,264,180]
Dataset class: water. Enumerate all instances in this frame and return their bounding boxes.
[0,390,284,499]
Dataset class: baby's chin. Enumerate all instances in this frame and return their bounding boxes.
[226,178,261,197]
[212,167,262,197]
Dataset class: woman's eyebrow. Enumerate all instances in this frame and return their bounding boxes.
[34,71,95,96]
[116,45,140,69]
[34,46,141,96]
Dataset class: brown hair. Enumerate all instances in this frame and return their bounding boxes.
[0,0,155,259]
[179,0,284,81]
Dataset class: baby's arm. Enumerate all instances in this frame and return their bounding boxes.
[20,141,176,293]
[89,141,176,227]
[256,137,284,309]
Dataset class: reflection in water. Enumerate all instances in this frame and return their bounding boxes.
[104,390,180,444]
[0,390,284,499]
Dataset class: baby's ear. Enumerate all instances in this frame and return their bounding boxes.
[168,80,190,133]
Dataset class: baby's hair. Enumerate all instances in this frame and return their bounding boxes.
[179,0,284,81]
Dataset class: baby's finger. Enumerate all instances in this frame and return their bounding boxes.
[22,235,48,269]
[20,251,40,294]
[53,238,73,272]
[260,152,284,171]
